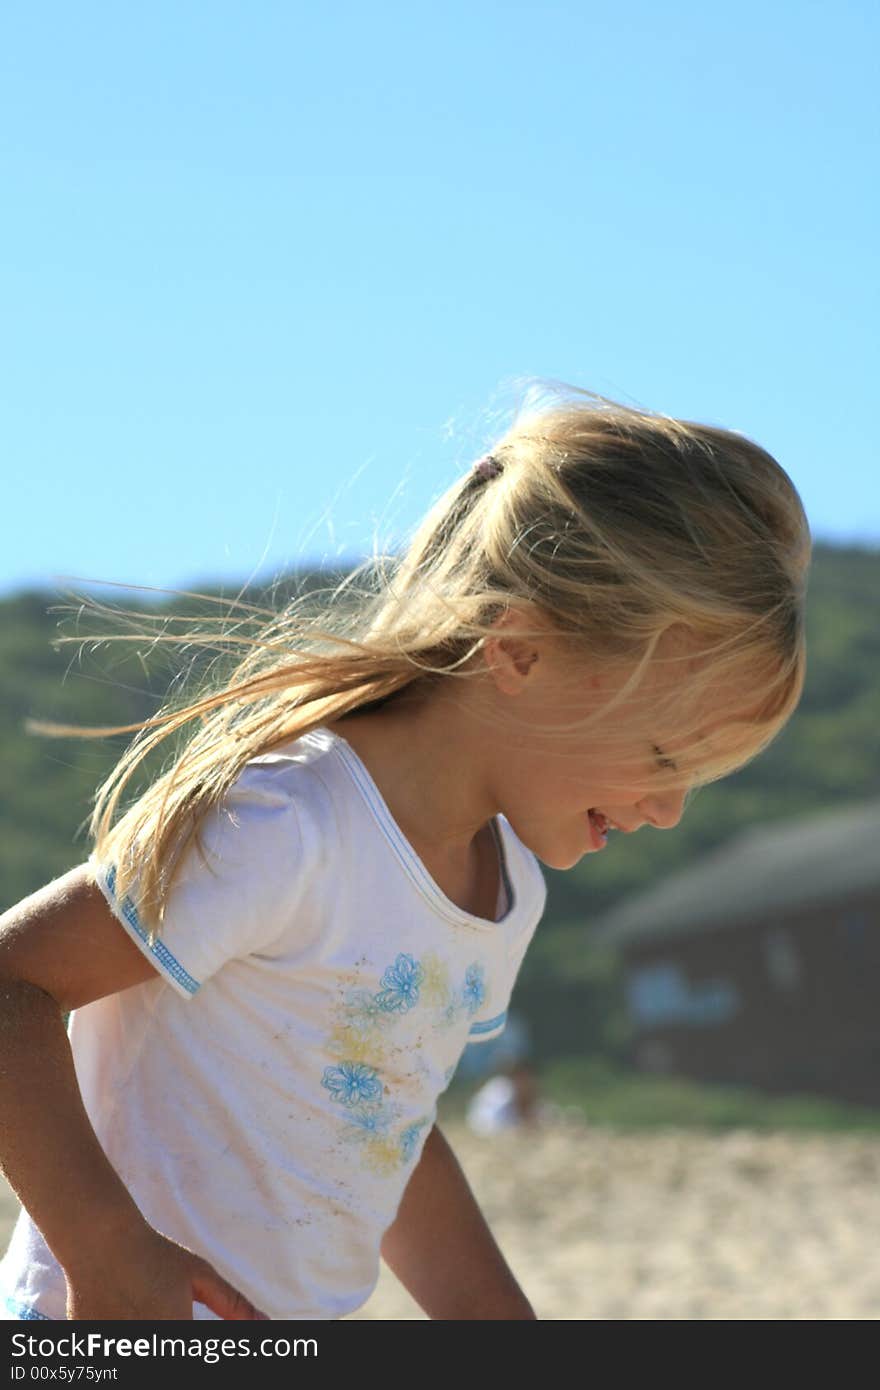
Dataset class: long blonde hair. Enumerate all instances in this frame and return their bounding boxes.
[34,381,811,937]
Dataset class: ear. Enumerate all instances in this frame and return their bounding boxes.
[481,608,544,696]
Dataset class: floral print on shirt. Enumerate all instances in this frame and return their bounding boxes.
[320,951,491,1173]
[462,962,486,1016]
[375,954,424,1013]
[321,1061,383,1107]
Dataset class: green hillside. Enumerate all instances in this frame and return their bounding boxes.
[2,543,878,1066]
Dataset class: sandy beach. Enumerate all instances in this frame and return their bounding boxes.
[4,1118,880,1320]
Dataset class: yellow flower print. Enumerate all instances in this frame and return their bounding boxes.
[419,952,452,1009]
[362,1136,402,1175]
[327,986,394,1065]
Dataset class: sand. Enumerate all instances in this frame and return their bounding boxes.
[4,1118,880,1320]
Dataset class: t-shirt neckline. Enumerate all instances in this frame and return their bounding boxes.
[317,726,517,931]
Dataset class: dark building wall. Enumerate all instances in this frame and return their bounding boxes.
[621,890,880,1103]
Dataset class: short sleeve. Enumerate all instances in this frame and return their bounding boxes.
[89,762,321,1002]
[467,1010,510,1044]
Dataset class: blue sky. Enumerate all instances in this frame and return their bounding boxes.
[3,1,877,600]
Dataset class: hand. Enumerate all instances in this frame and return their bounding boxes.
[64,1223,269,1320]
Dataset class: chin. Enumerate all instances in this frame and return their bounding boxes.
[533,845,588,871]
[505,815,590,871]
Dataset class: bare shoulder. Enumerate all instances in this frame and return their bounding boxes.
[0,863,161,1012]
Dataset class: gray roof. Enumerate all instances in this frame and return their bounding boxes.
[593,798,880,949]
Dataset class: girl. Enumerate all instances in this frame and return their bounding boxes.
[0,383,810,1320]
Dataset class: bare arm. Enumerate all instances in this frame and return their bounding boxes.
[0,976,149,1273]
[0,864,267,1319]
[0,866,160,1272]
[379,1123,536,1319]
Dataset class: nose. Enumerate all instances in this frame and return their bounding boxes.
[637,788,687,830]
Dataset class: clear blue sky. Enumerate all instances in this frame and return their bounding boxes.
[3,1,877,599]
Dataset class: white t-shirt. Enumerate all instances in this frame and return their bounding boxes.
[0,727,546,1321]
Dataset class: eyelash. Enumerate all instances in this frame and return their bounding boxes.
[653,743,679,772]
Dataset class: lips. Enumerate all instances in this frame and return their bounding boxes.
[586,808,609,848]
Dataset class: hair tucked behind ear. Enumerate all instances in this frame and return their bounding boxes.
[32,380,810,936]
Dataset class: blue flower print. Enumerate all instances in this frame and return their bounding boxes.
[375,954,425,1014]
[399,1119,430,1164]
[321,1061,383,1108]
[345,988,385,1023]
[462,963,486,1017]
[346,1105,393,1137]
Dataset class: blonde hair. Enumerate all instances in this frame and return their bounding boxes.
[35,381,811,937]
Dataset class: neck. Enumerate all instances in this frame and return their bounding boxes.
[325,687,501,867]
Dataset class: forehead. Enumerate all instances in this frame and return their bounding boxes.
[652,668,768,737]
[610,643,769,741]
[550,623,772,725]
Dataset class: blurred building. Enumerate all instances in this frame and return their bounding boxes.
[594,799,880,1105]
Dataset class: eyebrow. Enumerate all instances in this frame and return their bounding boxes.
[653,743,679,771]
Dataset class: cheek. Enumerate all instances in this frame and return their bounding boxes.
[589,773,658,804]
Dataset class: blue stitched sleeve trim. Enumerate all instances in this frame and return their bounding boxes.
[97,863,201,998]
[3,1293,51,1320]
[468,1010,507,1038]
